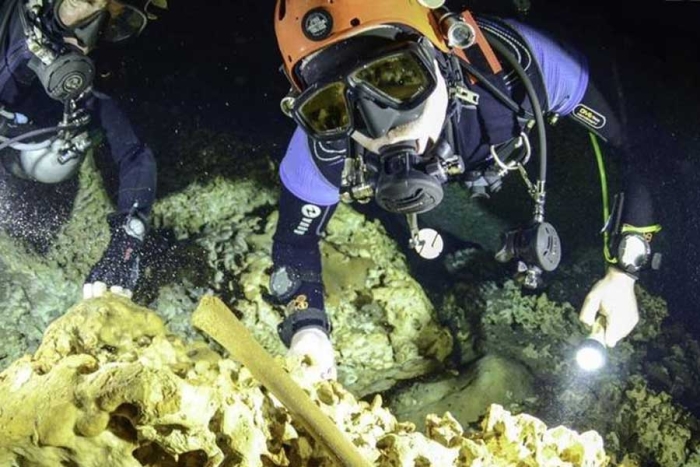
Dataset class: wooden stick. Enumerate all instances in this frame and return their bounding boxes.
[192,296,371,467]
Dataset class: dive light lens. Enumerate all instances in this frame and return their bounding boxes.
[298,82,351,136]
[575,338,607,372]
[350,52,432,104]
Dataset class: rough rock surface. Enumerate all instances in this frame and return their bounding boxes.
[0,295,610,466]
[151,176,454,396]
[390,354,536,430]
[391,279,700,467]
[1,153,453,398]
[2,140,700,466]
[0,155,110,366]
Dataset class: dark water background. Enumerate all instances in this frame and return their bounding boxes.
[94,0,700,333]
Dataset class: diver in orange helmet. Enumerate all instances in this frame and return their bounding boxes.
[268,0,661,380]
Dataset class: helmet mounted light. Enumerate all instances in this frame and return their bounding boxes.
[301,7,334,42]
[437,9,475,49]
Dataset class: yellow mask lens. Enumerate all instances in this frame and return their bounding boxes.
[351,53,431,104]
[298,82,351,135]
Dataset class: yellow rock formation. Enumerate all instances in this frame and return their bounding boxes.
[0,295,610,466]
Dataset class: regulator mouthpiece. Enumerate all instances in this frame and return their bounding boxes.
[29,53,95,102]
[374,144,445,215]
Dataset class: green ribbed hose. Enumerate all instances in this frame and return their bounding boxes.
[589,132,613,262]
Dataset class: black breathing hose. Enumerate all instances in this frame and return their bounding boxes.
[479,28,548,185]
[0,126,63,152]
[458,59,524,116]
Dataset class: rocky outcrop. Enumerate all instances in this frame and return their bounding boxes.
[0,295,610,466]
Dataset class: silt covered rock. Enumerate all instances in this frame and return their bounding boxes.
[0,295,610,466]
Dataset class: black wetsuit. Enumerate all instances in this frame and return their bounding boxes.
[0,5,156,216]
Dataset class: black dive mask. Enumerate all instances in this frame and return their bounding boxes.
[45,0,148,49]
[373,139,464,215]
[43,1,107,49]
[61,9,109,49]
[287,41,439,141]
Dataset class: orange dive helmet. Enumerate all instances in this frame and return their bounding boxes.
[274,0,452,91]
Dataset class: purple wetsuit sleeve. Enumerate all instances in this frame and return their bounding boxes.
[279,126,340,206]
[505,20,589,116]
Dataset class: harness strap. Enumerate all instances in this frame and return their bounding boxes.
[451,10,503,82]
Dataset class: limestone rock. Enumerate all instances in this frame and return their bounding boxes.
[148,167,453,396]
[0,295,610,466]
[2,137,700,466]
[613,376,694,467]
[0,154,113,370]
[441,278,700,466]
[389,354,535,431]
[1,157,453,399]
[321,204,453,395]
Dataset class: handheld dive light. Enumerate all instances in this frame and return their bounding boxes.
[576,318,608,372]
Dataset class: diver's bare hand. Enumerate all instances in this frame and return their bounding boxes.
[580,268,638,347]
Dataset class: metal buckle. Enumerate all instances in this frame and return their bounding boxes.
[452,85,480,106]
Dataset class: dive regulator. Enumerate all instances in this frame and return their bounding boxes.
[21,0,96,102]
[495,222,561,289]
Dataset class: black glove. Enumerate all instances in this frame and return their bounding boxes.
[84,212,147,297]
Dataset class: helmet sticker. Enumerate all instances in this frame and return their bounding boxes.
[302,8,333,41]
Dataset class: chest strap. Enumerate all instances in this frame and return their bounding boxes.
[451,10,503,82]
